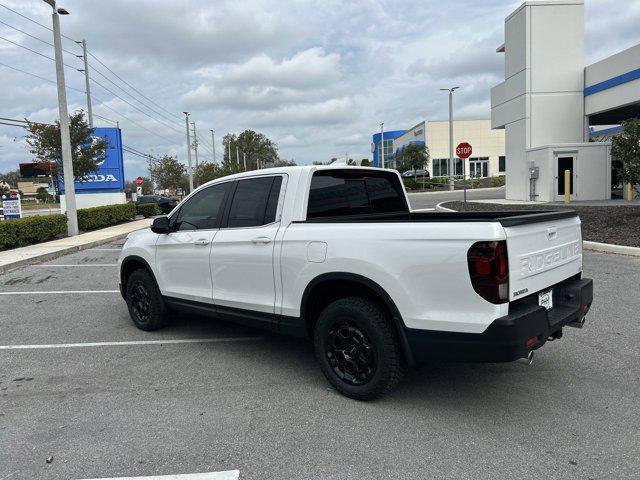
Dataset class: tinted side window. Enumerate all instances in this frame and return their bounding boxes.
[227,176,282,228]
[175,183,229,231]
[307,170,406,219]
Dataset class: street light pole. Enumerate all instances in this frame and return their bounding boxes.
[77,39,93,128]
[380,122,384,168]
[44,0,77,236]
[191,121,199,171]
[183,112,193,193]
[440,87,459,191]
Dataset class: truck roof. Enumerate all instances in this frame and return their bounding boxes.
[199,165,397,189]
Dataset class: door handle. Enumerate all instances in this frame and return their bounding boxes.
[251,236,272,245]
[194,238,210,246]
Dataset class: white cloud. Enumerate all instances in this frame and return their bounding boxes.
[1,0,639,178]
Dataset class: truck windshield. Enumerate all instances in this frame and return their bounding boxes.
[307,170,407,219]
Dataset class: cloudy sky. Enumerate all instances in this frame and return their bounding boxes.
[1,0,639,179]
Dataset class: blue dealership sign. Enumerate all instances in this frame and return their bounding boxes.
[59,127,125,194]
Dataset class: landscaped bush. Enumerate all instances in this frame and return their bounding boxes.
[0,214,67,250]
[403,178,419,190]
[136,202,158,218]
[77,203,137,231]
[492,176,506,187]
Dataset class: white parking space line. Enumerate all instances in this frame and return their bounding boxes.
[89,248,122,251]
[0,338,262,350]
[0,290,120,295]
[33,264,118,267]
[76,470,240,480]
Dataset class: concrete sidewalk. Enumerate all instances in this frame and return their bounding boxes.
[0,217,152,274]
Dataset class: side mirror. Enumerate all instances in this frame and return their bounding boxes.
[151,216,171,234]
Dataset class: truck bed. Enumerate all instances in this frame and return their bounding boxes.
[300,209,579,227]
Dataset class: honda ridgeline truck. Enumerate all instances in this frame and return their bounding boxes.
[119,166,593,400]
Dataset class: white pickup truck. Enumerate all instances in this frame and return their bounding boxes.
[119,166,593,399]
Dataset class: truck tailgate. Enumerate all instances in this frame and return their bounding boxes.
[503,213,583,301]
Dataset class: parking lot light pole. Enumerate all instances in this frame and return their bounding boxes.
[440,87,459,191]
[183,112,193,193]
[43,0,77,236]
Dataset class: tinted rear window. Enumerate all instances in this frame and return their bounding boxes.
[307,170,406,219]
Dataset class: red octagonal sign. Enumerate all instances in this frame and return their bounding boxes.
[456,142,473,159]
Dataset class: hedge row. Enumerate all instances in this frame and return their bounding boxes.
[136,203,158,218]
[77,202,137,231]
[0,214,67,249]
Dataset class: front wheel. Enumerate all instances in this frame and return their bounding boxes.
[314,296,404,400]
[125,269,170,331]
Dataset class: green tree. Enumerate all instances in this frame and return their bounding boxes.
[36,186,53,203]
[222,130,279,170]
[611,118,640,196]
[26,111,109,181]
[396,143,430,175]
[0,169,20,188]
[149,155,186,191]
[0,184,10,196]
[361,159,371,167]
[194,161,222,185]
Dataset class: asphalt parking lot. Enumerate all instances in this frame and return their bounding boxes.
[1,242,639,480]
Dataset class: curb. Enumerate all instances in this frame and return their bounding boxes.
[0,231,132,275]
[437,203,640,257]
[435,201,456,212]
[582,241,640,257]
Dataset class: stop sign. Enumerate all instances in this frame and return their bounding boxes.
[136,176,143,187]
[456,142,473,159]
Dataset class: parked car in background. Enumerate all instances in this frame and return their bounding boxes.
[135,195,178,214]
[401,169,430,178]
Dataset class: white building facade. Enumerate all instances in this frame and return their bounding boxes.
[491,0,639,202]
[391,119,505,178]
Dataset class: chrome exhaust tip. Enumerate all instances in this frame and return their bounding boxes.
[520,350,534,366]
[567,316,586,329]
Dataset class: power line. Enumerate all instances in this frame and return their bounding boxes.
[0,19,80,56]
[0,2,78,43]
[93,113,118,125]
[89,76,184,136]
[87,51,178,120]
[91,93,179,145]
[0,61,86,95]
[0,35,80,71]
[88,64,183,128]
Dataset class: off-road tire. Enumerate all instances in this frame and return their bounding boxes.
[125,268,170,331]
[314,296,404,400]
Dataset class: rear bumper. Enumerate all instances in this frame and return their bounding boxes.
[405,276,593,363]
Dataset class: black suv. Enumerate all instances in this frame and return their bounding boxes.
[136,195,178,214]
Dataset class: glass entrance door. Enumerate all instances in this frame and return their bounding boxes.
[469,160,488,178]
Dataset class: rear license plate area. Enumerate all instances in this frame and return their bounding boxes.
[538,289,553,310]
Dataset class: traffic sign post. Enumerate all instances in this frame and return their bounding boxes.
[456,142,473,203]
[136,176,143,196]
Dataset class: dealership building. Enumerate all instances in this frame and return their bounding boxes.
[491,0,640,202]
[372,119,506,178]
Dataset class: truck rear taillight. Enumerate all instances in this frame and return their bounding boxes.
[467,240,509,304]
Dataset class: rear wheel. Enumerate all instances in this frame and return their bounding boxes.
[314,296,404,400]
[125,269,169,331]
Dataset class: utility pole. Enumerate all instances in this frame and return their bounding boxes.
[236,146,240,166]
[440,87,459,191]
[243,152,247,171]
[210,129,216,164]
[379,122,384,168]
[44,0,77,236]
[227,139,231,164]
[191,121,199,169]
[76,39,93,128]
[183,112,193,193]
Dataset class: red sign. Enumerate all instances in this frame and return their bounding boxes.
[136,176,143,186]
[456,142,473,159]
